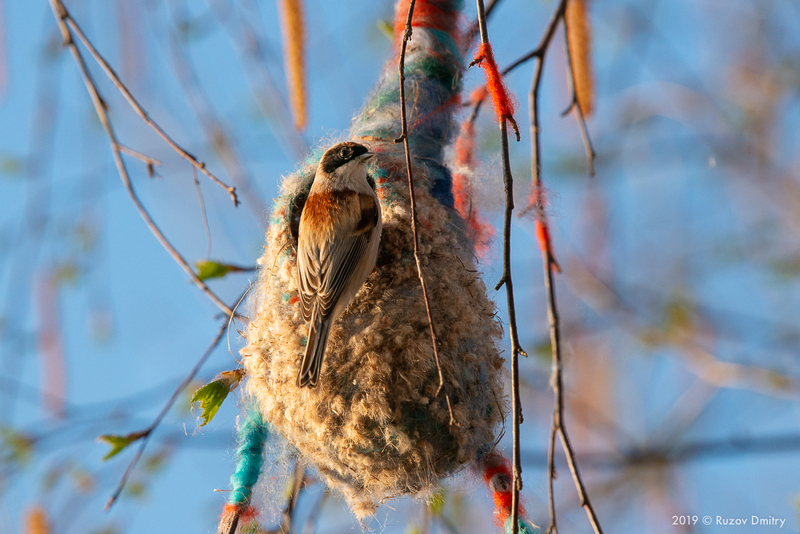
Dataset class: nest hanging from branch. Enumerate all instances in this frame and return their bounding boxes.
[240,0,507,517]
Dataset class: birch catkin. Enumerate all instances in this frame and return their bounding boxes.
[24,507,49,534]
[278,0,307,130]
[565,0,594,116]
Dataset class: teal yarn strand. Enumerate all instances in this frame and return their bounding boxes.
[351,0,465,207]
[504,517,542,534]
[229,406,269,507]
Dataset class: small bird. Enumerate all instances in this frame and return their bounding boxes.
[296,142,382,388]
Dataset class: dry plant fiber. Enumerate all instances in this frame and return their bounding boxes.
[241,0,507,519]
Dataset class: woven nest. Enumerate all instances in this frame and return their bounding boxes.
[239,0,507,517]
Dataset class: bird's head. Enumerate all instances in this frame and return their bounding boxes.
[316,142,375,187]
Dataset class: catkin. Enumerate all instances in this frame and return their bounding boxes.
[278,0,307,130]
[566,0,595,116]
[23,507,49,534]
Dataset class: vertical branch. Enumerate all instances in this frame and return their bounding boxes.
[545,422,558,534]
[472,1,525,533]
[279,460,306,534]
[528,2,603,534]
[396,0,453,422]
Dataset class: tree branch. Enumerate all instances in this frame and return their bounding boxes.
[56,0,239,206]
[105,317,231,511]
[473,1,525,532]
[48,0,235,317]
[526,2,603,533]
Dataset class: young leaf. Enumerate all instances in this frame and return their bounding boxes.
[377,19,394,41]
[195,260,234,281]
[429,488,446,517]
[98,430,148,461]
[191,369,245,427]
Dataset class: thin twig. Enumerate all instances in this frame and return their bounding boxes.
[192,166,212,260]
[464,0,504,49]
[545,420,558,534]
[473,1,525,533]
[301,490,328,534]
[468,2,566,129]
[527,2,603,533]
[104,318,230,511]
[48,0,235,317]
[208,0,308,161]
[395,0,453,423]
[280,460,305,534]
[119,145,161,169]
[55,2,238,206]
[158,1,266,221]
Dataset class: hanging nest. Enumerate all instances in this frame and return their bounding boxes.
[240,0,507,517]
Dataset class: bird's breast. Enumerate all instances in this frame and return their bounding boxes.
[300,189,364,242]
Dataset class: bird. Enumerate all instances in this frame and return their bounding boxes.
[295,142,382,388]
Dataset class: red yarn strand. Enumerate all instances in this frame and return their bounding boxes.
[453,119,495,256]
[530,187,562,273]
[481,453,528,527]
[471,42,520,140]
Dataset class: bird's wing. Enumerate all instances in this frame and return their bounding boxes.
[298,193,378,321]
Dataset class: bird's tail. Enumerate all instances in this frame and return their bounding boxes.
[297,307,332,388]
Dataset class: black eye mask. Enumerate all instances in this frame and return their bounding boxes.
[320,142,369,174]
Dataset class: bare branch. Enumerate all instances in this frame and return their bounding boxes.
[118,145,161,169]
[280,461,305,533]
[527,2,603,533]
[48,0,235,317]
[57,1,239,206]
[473,2,525,533]
[105,317,231,511]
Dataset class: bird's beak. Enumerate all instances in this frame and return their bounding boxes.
[359,152,376,162]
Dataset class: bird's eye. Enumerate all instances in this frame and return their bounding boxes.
[339,147,352,160]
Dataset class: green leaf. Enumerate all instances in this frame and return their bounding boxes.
[429,489,446,517]
[377,19,394,40]
[194,260,246,281]
[771,256,800,278]
[98,431,148,461]
[0,155,23,177]
[1,427,34,465]
[191,369,244,427]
